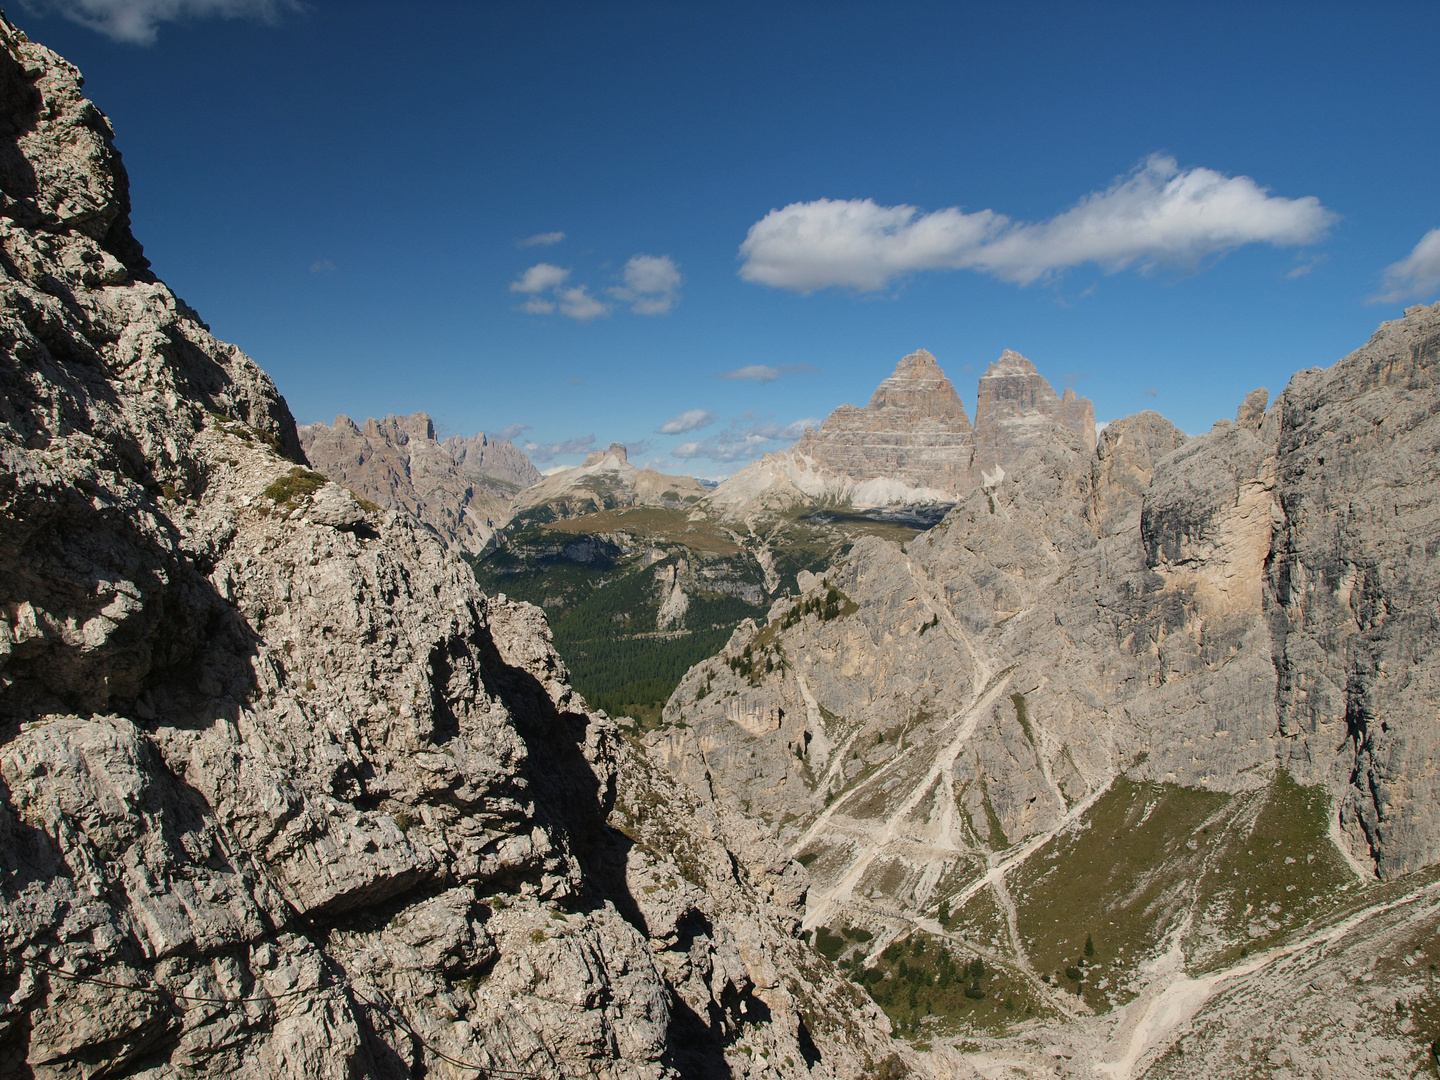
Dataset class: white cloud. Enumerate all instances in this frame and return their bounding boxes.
[1370,228,1440,304]
[517,231,566,248]
[510,263,570,294]
[518,297,555,315]
[719,363,817,383]
[738,155,1336,293]
[609,254,682,315]
[656,408,716,435]
[1286,253,1326,279]
[495,422,530,442]
[24,0,300,44]
[524,434,596,462]
[671,416,818,463]
[556,285,609,321]
[309,258,335,274]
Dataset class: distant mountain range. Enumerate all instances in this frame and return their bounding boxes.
[299,411,541,552]
[307,349,1097,557]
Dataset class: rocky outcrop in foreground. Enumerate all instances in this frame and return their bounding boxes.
[0,17,897,1078]
[300,411,540,554]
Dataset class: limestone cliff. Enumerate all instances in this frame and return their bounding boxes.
[792,349,974,495]
[0,17,897,1079]
[1268,308,1440,877]
[970,349,1095,480]
[659,306,1440,1076]
[299,411,540,554]
[706,348,1095,519]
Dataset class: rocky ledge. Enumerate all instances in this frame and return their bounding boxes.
[0,16,897,1079]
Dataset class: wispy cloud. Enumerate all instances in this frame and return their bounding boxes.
[719,363,818,383]
[609,254,682,315]
[556,285,609,321]
[524,434,596,462]
[511,253,681,321]
[739,155,1335,293]
[24,0,302,44]
[510,263,570,294]
[1369,228,1440,304]
[517,231,566,248]
[309,258,336,274]
[671,416,818,463]
[656,408,716,435]
[1286,253,1327,279]
[510,264,610,320]
[495,422,530,442]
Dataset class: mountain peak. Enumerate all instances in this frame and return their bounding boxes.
[891,348,941,377]
[788,348,973,494]
[583,441,629,466]
[985,348,1039,376]
[973,349,1094,472]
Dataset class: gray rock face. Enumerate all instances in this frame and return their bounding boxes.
[0,17,897,1078]
[971,350,1095,480]
[712,348,1097,518]
[584,441,629,466]
[793,349,975,494]
[657,305,1440,1076]
[299,411,540,554]
[1268,310,1440,877]
[442,426,543,490]
[657,398,1286,926]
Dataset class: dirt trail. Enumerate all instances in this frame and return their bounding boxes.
[802,668,1017,932]
[1093,875,1440,1079]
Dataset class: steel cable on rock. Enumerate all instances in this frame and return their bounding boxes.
[348,983,552,1079]
[22,957,320,1005]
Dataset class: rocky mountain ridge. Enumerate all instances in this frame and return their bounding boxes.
[706,347,1096,520]
[0,17,899,1079]
[791,349,975,496]
[299,411,541,554]
[655,302,1440,1076]
[506,442,712,532]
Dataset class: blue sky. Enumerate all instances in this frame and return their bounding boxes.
[17,0,1440,476]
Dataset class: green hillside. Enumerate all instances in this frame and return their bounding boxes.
[471,504,943,723]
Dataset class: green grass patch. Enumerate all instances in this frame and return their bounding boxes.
[1187,769,1358,970]
[947,881,1008,945]
[835,930,1042,1035]
[1009,770,1363,1011]
[1011,777,1227,1012]
[537,505,744,555]
[1010,691,1036,749]
[264,466,327,507]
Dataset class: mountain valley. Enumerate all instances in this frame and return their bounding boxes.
[3,11,1440,1080]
